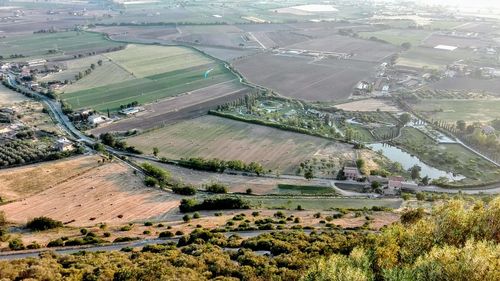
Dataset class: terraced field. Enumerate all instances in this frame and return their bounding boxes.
[62,45,235,112]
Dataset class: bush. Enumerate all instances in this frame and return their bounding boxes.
[179,197,250,213]
[80,228,88,235]
[144,221,153,226]
[144,176,159,187]
[246,188,253,194]
[193,212,201,219]
[103,232,111,238]
[114,237,140,243]
[9,238,25,250]
[159,231,174,238]
[26,217,63,231]
[172,184,197,195]
[205,182,228,194]
[120,225,132,231]
[143,230,151,235]
[183,215,191,222]
[27,241,41,249]
[47,238,64,247]
[175,230,184,236]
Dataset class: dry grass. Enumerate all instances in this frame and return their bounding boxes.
[0,159,180,227]
[334,99,401,112]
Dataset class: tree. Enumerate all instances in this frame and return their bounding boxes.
[399,113,411,126]
[27,217,63,231]
[152,147,159,157]
[401,42,412,50]
[421,176,430,186]
[410,165,421,180]
[304,169,314,180]
[456,120,466,132]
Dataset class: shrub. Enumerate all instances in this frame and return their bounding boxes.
[246,188,253,194]
[27,242,41,249]
[47,238,64,247]
[179,197,250,213]
[26,217,63,231]
[9,238,25,250]
[175,230,184,236]
[103,232,111,238]
[143,230,151,235]
[193,212,201,219]
[159,231,174,238]
[120,225,132,231]
[144,176,159,187]
[183,215,191,222]
[114,237,140,243]
[172,184,197,195]
[205,182,228,194]
[80,228,88,235]
[144,221,153,226]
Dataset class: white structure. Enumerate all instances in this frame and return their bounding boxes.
[434,45,458,51]
[88,115,108,126]
[120,107,141,115]
[55,138,73,152]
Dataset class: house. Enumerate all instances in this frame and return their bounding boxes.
[55,138,73,152]
[344,166,360,181]
[368,175,389,184]
[120,107,141,116]
[87,115,108,126]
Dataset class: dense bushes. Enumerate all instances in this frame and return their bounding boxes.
[172,183,197,195]
[178,157,266,175]
[205,182,228,193]
[1,197,500,280]
[179,197,250,213]
[26,216,63,231]
[141,163,171,187]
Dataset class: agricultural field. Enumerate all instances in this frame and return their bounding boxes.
[396,46,480,69]
[334,98,401,112]
[244,196,403,210]
[90,81,249,135]
[41,55,135,93]
[62,44,236,112]
[358,29,432,46]
[410,99,500,123]
[0,84,27,106]
[0,156,101,202]
[430,77,500,96]
[125,115,346,174]
[422,34,492,49]
[0,31,124,60]
[233,53,377,101]
[0,159,180,227]
[287,34,399,62]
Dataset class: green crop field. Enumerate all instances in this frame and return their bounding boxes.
[0,31,124,59]
[359,29,432,46]
[277,184,337,195]
[125,115,340,174]
[410,99,500,123]
[62,45,235,112]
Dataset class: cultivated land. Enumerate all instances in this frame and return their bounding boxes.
[233,54,377,101]
[0,156,101,201]
[42,55,135,93]
[0,159,180,227]
[0,83,28,105]
[430,77,500,96]
[0,31,124,59]
[89,81,249,135]
[245,196,403,210]
[358,29,432,46]
[126,115,347,174]
[334,99,401,112]
[287,34,399,62]
[62,44,236,112]
[397,46,480,69]
[410,99,500,122]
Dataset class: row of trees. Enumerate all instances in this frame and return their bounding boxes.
[177,157,266,176]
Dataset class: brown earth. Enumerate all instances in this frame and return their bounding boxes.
[0,159,180,227]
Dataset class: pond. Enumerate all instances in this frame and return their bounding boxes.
[369,143,465,181]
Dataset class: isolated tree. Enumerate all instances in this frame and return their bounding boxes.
[399,113,412,126]
[456,120,466,132]
[410,165,421,180]
[152,147,159,157]
[304,169,314,180]
[401,42,412,50]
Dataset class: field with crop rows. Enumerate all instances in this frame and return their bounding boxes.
[62,45,235,112]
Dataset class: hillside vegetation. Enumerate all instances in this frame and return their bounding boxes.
[1,197,499,280]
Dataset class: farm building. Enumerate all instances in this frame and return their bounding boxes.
[120,107,141,116]
[88,115,108,126]
[55,138,74,152]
